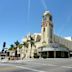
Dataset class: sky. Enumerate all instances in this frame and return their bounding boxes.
[0,0,72,51]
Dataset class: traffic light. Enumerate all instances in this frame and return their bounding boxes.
[3,42,6,48]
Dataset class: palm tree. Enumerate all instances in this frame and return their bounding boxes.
[8,44,15,60]
[15,40,20,47]
[23,42,28,48]
[9,44,14,50]
[21,42,28,59]
[27,35,35,58]
[14,40,20,57]
[18,44,23,49]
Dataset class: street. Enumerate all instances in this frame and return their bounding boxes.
[0,58,72,72]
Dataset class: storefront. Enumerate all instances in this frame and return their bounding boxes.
[38,46,69,58]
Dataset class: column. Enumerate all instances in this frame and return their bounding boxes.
[54,51,56,58]
[47,52,49,58]
[68,51,70,58]
[61,51,64,58]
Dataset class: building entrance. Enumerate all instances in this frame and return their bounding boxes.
[39,51,69,58]
[56,51,61,58]
[48,51,54,58]
[41,52,47,58]
[64,52,68,58]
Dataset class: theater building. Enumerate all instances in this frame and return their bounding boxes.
[21,11,72,59]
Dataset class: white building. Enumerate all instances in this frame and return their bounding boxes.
[64,37,72,41]
[21,11,72,59]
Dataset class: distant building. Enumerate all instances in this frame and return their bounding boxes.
[21,11,72,59]
[0,52,7,60]
[64,37,72,41]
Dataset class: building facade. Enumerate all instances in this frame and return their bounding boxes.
[21,11,72,59]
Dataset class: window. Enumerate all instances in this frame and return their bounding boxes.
[43,16,46,20]
[49,16,52,21]
[43,27,45,32]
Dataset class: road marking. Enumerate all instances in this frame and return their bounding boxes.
[15,65,46,72]
[0,63,46,72]
[27,61,57,66]
[62,66,72,69]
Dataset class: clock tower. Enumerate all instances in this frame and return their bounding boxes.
[41,11,53,45]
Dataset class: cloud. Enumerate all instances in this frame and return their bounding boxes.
[41,0,48,10]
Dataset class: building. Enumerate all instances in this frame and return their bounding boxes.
[64,37,72,41]
[21,11,72,59]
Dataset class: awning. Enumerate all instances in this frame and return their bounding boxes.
[38,47,69,52]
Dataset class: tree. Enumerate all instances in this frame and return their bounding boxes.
[23,42,28,48]
[14,40,20,47]
[9,44,14,50]
[18,44,23,49]
[27,35,35,58]
[14,40,20,57]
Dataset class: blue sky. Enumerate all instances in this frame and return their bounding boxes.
[0,0,72,51]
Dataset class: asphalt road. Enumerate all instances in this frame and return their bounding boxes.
[0,58,72,72]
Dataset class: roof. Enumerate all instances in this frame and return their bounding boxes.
[43,11,51,16]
